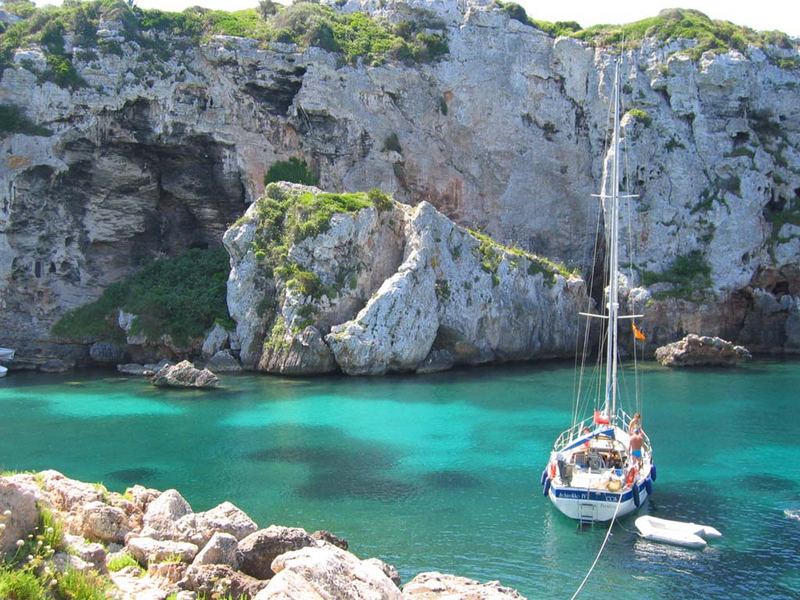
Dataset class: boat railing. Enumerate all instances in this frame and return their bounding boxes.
[552,415,596,451]
[552,408,652,453]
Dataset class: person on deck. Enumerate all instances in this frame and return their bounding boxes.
[629,412,642,434]
[629,428,644,467]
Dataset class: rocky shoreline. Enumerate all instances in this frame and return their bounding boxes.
[0,471,525,599]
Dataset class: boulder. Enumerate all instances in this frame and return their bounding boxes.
[654,334,751,367]
[237,525,315,580]
[175,501,258,547]
[39,359,71,373]
[117,363,148,376]
[310,530,348,550]
[52,551,93,573]
[193,531,239,569]
[202,323,230,358]
[206,349,243,373]
[89,342,127,364]
[0,478,40,559]
[39,470,104,512]
[254,543,402,599]
[65,534,107,571]
[126,536,198,566]
[141,489,192,538]
[178,563,267,598]
[402,572,525,599]
[152,360,219,388]
[71,500,130,544]
[147,561,187,585]
[124,484,162,515]
[362,557,401,587]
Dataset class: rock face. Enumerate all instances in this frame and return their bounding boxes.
[654,334,752,367]
[151,360,219,388]
[1,0,799,367]
[226,185,590,375]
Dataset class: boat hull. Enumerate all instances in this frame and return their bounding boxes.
[548,479,649,522]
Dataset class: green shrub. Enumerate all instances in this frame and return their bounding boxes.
[56,568,108,600]
[107,552,141,572]
[367,188,393,211]
[264,158,319,186]
[0,104,51,137]
[627,108,652,127]
[641,250,712,299]
[52,247,232,344]
[0,568,47,600]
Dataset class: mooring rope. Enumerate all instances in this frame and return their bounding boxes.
[569,491,625,600]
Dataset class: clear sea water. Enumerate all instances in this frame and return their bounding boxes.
[1,360,799,599]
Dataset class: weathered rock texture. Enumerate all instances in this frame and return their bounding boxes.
[151,360,219,388]
[0,470,528,599]
[225,184,589,375]
[1,0,800,368]
[654,334,752,366]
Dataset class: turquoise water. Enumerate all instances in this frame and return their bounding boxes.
[1,361,799,599]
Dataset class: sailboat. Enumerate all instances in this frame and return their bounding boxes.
[541,59,655,523]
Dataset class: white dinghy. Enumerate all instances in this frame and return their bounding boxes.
[635,515,722,548]
[0,365,6,377]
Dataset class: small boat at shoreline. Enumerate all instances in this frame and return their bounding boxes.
[635,515,722,548]
[0,347,13,377]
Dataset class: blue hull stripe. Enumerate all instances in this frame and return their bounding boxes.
[552,482,644,503]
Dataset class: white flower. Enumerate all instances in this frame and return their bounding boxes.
[3,510,12,516]
[15,539,24,547]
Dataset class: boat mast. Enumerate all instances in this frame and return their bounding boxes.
[603,60,621,420]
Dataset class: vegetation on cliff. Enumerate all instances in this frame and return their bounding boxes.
[52,248,231,344]
[0,0,448,78]
[495,3,796,62]
[641,250,713,300]
[245,183,390,300]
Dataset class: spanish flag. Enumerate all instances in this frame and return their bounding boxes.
[632,322,646,341]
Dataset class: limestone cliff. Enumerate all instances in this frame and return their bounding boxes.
[224,183,588,375]
[1,0,799,368]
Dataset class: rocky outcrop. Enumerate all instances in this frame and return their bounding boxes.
[0,470,527,599]
[151,360,219,388]
[226,184,590,375]
[654,334,752,366]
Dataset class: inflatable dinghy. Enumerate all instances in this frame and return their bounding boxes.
[635,515,722,548]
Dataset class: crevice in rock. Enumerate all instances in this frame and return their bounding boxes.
[243,66,307,116]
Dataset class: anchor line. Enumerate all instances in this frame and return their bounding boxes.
[569,492,624,600]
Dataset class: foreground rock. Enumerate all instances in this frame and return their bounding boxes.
[0,470,526,599]
[151,360,219,388]
[0,478,39,558]
[655,334,752,367]
[237,525,316,580]
[403,572,526,599]
[255,543,402,600]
